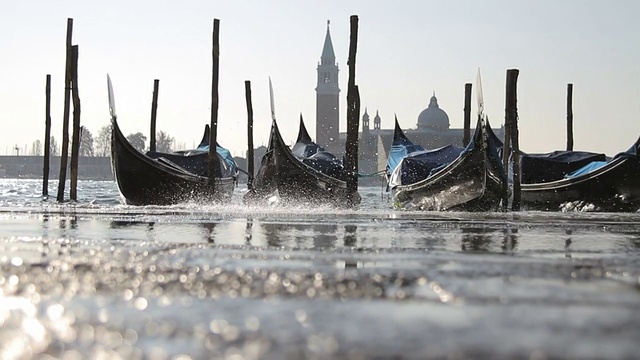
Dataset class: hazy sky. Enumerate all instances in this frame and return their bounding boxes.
[1,1,639,157]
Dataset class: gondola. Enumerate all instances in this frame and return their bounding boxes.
[386,116,507,211]
[246,118,360,206]
[108,75,238,206]
[516,136,640,211]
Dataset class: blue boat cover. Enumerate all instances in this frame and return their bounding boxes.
[565,161,608,178]
[484,119,640,183]
[194,144,239,176]
[564,137,640,179]
[387,141,425,176]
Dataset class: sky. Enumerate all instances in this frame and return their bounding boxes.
[1,0,640,158]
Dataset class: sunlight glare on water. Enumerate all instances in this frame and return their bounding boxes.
[0,179,639,359]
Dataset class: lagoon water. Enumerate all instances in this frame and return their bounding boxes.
[1,179,640,359]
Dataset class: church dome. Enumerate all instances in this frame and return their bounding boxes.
[417,93,449,131]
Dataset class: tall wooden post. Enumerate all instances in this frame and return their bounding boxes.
[245,80,255,191]
[208,18,220,189]
[70,45,81,201]
[345,15,360,207]
[463,83,472,147]
[566,83,574,151]
[501,114,511,211]
[150,79,159,152]
[57,18,73,202]
[43,74,52,198]
[506,69,521,211]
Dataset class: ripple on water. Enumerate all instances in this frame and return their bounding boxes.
[0,179,640,358]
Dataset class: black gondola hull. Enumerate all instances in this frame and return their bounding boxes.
[520,156,640,211]
[111,118,236,206]
[392,145,505,211]
[389,119,506,212]
[247,120,360,207]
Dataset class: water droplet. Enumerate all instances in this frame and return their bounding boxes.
[47,303,64,320]
[134,297,148,310]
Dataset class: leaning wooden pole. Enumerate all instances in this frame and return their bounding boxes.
[566,83,574,151]
[463,83,472,147]
[70,45,81,201]
[56,17,73,202]
[43,74,52,198]
[150,79,159,152]
[345,15,360,207]
[208,18,220,189]
[506,69,521,211]
[244,80,255,191]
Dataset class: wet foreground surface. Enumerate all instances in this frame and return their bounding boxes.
[1,180,640,359]
[1,208,640,359]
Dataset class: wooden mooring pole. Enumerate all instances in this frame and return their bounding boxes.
[566,83,574,151]
[150,79,159,152]
[501,104,512,210]
[245,80,255,191]
[208,18,220,189]
[345,15,360,207]
[70,45,81,201]
[43,74,52,198]
[505,69,521,211]
[501,124,511,211]
[56,17,73,202]
[463,83,472,147]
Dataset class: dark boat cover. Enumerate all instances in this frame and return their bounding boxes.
[520,151,607,184]
[291,140,347,181]
[564,137,640,179]
[396,145,465,185]
[387,142,425,176]
[146,143,238,178]
[389,117,504,187]
[197,144,238,175]
[488,122,617,184]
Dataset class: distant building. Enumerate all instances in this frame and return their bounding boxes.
[240,22,505,185]
[0,156,113,180]
[315,20,340,155]
[243,145,267,184]
[340,93,505,176]
[310,21,503,177]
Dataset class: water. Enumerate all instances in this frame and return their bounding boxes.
[1,179,640,359]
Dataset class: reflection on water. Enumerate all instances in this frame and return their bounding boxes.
[461,227,497,252]
[2,180,640,359]
[314,224,338,249]
[109,220,158,242]
[109,220,153,229]
[460,226,520,253]
[260,222,285,247]
[502,227,518,252]
[344,225,357,247]
[259,222,339,249]
[202,222,216,244]
[629,237,640,249]
[245,217,253,245]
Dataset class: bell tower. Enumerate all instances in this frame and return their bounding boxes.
[315,20,340,153]
[362,108,370,134]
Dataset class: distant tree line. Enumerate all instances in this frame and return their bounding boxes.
[23,124,177,156]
